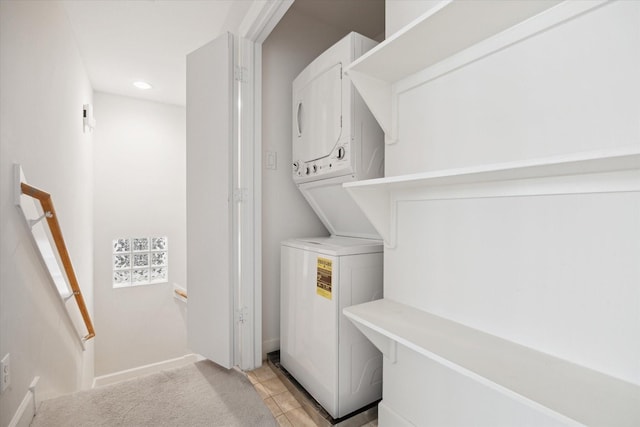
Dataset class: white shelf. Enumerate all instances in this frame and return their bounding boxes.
[344,298,640,427]
[350,0,559,83]
[343,148,640,246]
[345,0,603,142]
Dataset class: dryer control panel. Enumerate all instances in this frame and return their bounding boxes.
[292,32,383,185]
[292,143,351,180]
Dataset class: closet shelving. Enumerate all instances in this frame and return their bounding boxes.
[345,0,604,143]
[343,148,640,247]
[341,0,639,424]
[344,298,640,427]
[343,148,640,421]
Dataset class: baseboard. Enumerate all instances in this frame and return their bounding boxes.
[92,354,201,388]
[9,377,39,427]
[378,401,414,427]
[262,338,280,361]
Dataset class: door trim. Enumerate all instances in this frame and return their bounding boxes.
[235,0,293,370]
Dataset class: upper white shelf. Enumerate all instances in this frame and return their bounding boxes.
[343,148,640,246]
[345,0,601,142]
[344,298,640,427]
[349,0,559,83]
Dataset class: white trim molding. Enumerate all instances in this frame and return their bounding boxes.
[92,354,201,388]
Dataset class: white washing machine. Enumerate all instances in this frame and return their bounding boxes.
[280,236,383,419]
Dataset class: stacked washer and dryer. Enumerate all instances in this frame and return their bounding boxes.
[280,32,385,420]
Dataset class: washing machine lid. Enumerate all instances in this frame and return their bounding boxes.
[297,175,380,240]
[282,235,383,256]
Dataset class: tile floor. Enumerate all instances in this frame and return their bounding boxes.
[248,364,378,427]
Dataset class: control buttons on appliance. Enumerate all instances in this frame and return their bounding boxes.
[305,166,310,175]
[312,164,318,173]
[337,147,345,160]
[292,161,299,172]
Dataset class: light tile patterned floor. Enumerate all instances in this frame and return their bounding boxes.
[248,364,315,426]
[248,364,378,427]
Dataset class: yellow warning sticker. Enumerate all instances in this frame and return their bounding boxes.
[316,257,332,300]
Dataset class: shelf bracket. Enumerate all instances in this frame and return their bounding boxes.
[347,69,396,144]
[344,310,398,364]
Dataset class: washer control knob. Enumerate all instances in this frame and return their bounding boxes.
[337,147,345,160]
[312,164,318,173]
[292,161,299,172]
[305,166,310,175]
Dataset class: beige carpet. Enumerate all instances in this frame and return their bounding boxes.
[31,360,277,427]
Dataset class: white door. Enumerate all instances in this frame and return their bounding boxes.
[186,32,234,369]
[293,63,343,163]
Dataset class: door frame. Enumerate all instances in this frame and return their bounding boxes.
[235,0,293,370]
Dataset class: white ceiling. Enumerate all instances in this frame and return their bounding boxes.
[62,0,384,107]
[63,0,253,106]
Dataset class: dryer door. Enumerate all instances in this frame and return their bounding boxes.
[293,63,342,164]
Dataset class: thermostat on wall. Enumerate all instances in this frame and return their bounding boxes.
[83,103,95,133]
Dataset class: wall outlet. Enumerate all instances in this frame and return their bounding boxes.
[1,353,10,393]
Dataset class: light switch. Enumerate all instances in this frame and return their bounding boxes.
[266,151,277,170]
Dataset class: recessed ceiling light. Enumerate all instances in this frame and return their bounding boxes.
[133,81,152,90]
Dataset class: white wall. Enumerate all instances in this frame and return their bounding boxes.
[385,0,440,38]
[0,1,95,424]
[387,2,640,177]
[261,5,353,354]
[92,92,188,376]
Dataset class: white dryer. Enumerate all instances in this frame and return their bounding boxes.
[280,237,383,419]
[292,32,384,239]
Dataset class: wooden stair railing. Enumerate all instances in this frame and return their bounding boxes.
[21,182,95,341]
